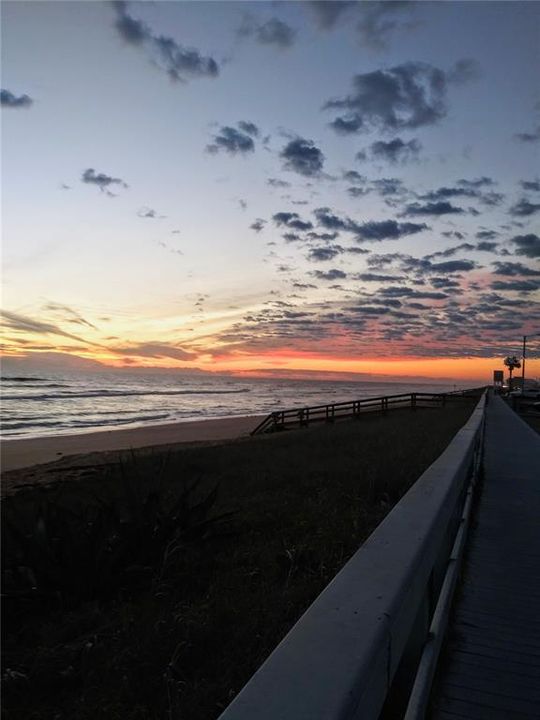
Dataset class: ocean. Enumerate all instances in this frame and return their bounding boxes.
[0,371,476,439]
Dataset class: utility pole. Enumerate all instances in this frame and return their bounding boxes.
[522,335,526,389]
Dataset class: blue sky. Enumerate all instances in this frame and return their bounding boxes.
[2,1,540,380]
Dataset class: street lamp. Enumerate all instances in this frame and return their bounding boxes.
[521,331,540,388]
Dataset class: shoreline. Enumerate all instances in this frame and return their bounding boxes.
[0,413,265,473]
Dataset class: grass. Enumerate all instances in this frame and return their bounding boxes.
[2,401,475,720]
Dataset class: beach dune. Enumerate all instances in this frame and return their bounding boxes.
[0,415,265,473]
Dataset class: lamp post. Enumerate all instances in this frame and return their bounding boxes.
[522,332,540,389]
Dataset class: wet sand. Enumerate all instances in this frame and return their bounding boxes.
[1,414,265,474]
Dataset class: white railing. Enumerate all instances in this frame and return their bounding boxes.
[218,392,487,720]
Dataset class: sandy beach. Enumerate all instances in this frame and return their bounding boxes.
[0,414,265,474]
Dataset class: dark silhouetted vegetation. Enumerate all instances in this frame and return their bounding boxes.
[2,402,474,720]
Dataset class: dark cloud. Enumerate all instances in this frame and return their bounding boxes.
[267,178,291,188]
[280,138,325,177]
[1,89,33,108]
[442,231,466,240]
[357,137,422,164]
[475,230,498,240]
[379,286,447,300]
[403,201,464,216]
[492,262,540,277]
[137,207,163,219]
[515,126,540,143]
[343,170,367,184]
[306,231,339,242]
[491,279,540,293]
[425,243,475,259]
[207,125,256,155]
[325,61,474,134]
[306,1,356,29]
[354,272,405,282]
[476,241,498,253]
[357,220,428,241]
[430,260,476,273]
[511,234,540,258]
[308,246,344,262]
[509,199,540,216]
[457,177,495,188]
[273,212,313,231]
[239,16,297,48]
[81,168,128,192]
[250,218,266,232]
[420,186,477,202]
[282,232,302,243]
[371,178,407,197]
[112,1,218,81]
[311,269,347,281]
[313,207,427,241]
[238,121,259,137]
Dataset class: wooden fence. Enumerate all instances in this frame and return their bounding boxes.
[251,387,486,435]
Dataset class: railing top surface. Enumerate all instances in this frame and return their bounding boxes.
[221,392,487,720]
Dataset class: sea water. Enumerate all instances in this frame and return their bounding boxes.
[0,371,474,439]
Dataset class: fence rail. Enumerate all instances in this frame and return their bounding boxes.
[251,387,486,435]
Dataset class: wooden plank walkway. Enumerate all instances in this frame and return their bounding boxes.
[430,395,540,719]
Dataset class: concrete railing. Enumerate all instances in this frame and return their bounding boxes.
[219,392,487,720]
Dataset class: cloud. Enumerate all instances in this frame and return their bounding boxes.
[325,61,475,134]
[403,201,465,216]
[137,207,164,219]
[272,211,313,231]
[354,1,415,50]
[250,218,266,232]
[492,262,540,277]
[429,260,476,273]
[475,230,498,240]
[311,269,347,281]
[511,233,540,258]
[308,246,344,262]
[238,16,297,48]
[520,180,540,192]
[267,178,290,188]
[509,199,540,216]
[343,170,367,184]
[207,125,256,155]
[42,302,98,330]
[306,1,356,29]
[1,89,33,108]
[112,1,218,81]
[476,241,498,253]
[81,168,128,192]
[280,137,325,177]
[356,220,428,241]
[491,279,540,293]
[313,207,427,240]
[1,310,90,344]
[457,177,495,188]
[111,342,195,361]
[357,137,422,164]
[379,286,447,300]
[515,125,540,143]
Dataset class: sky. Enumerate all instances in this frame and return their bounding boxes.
[2,0,540,382]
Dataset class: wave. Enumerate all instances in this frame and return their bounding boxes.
[1,412,171,433]
[1,388,251,401]
[1,376,52,382]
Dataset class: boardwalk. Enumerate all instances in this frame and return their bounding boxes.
[431,395,540,719]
